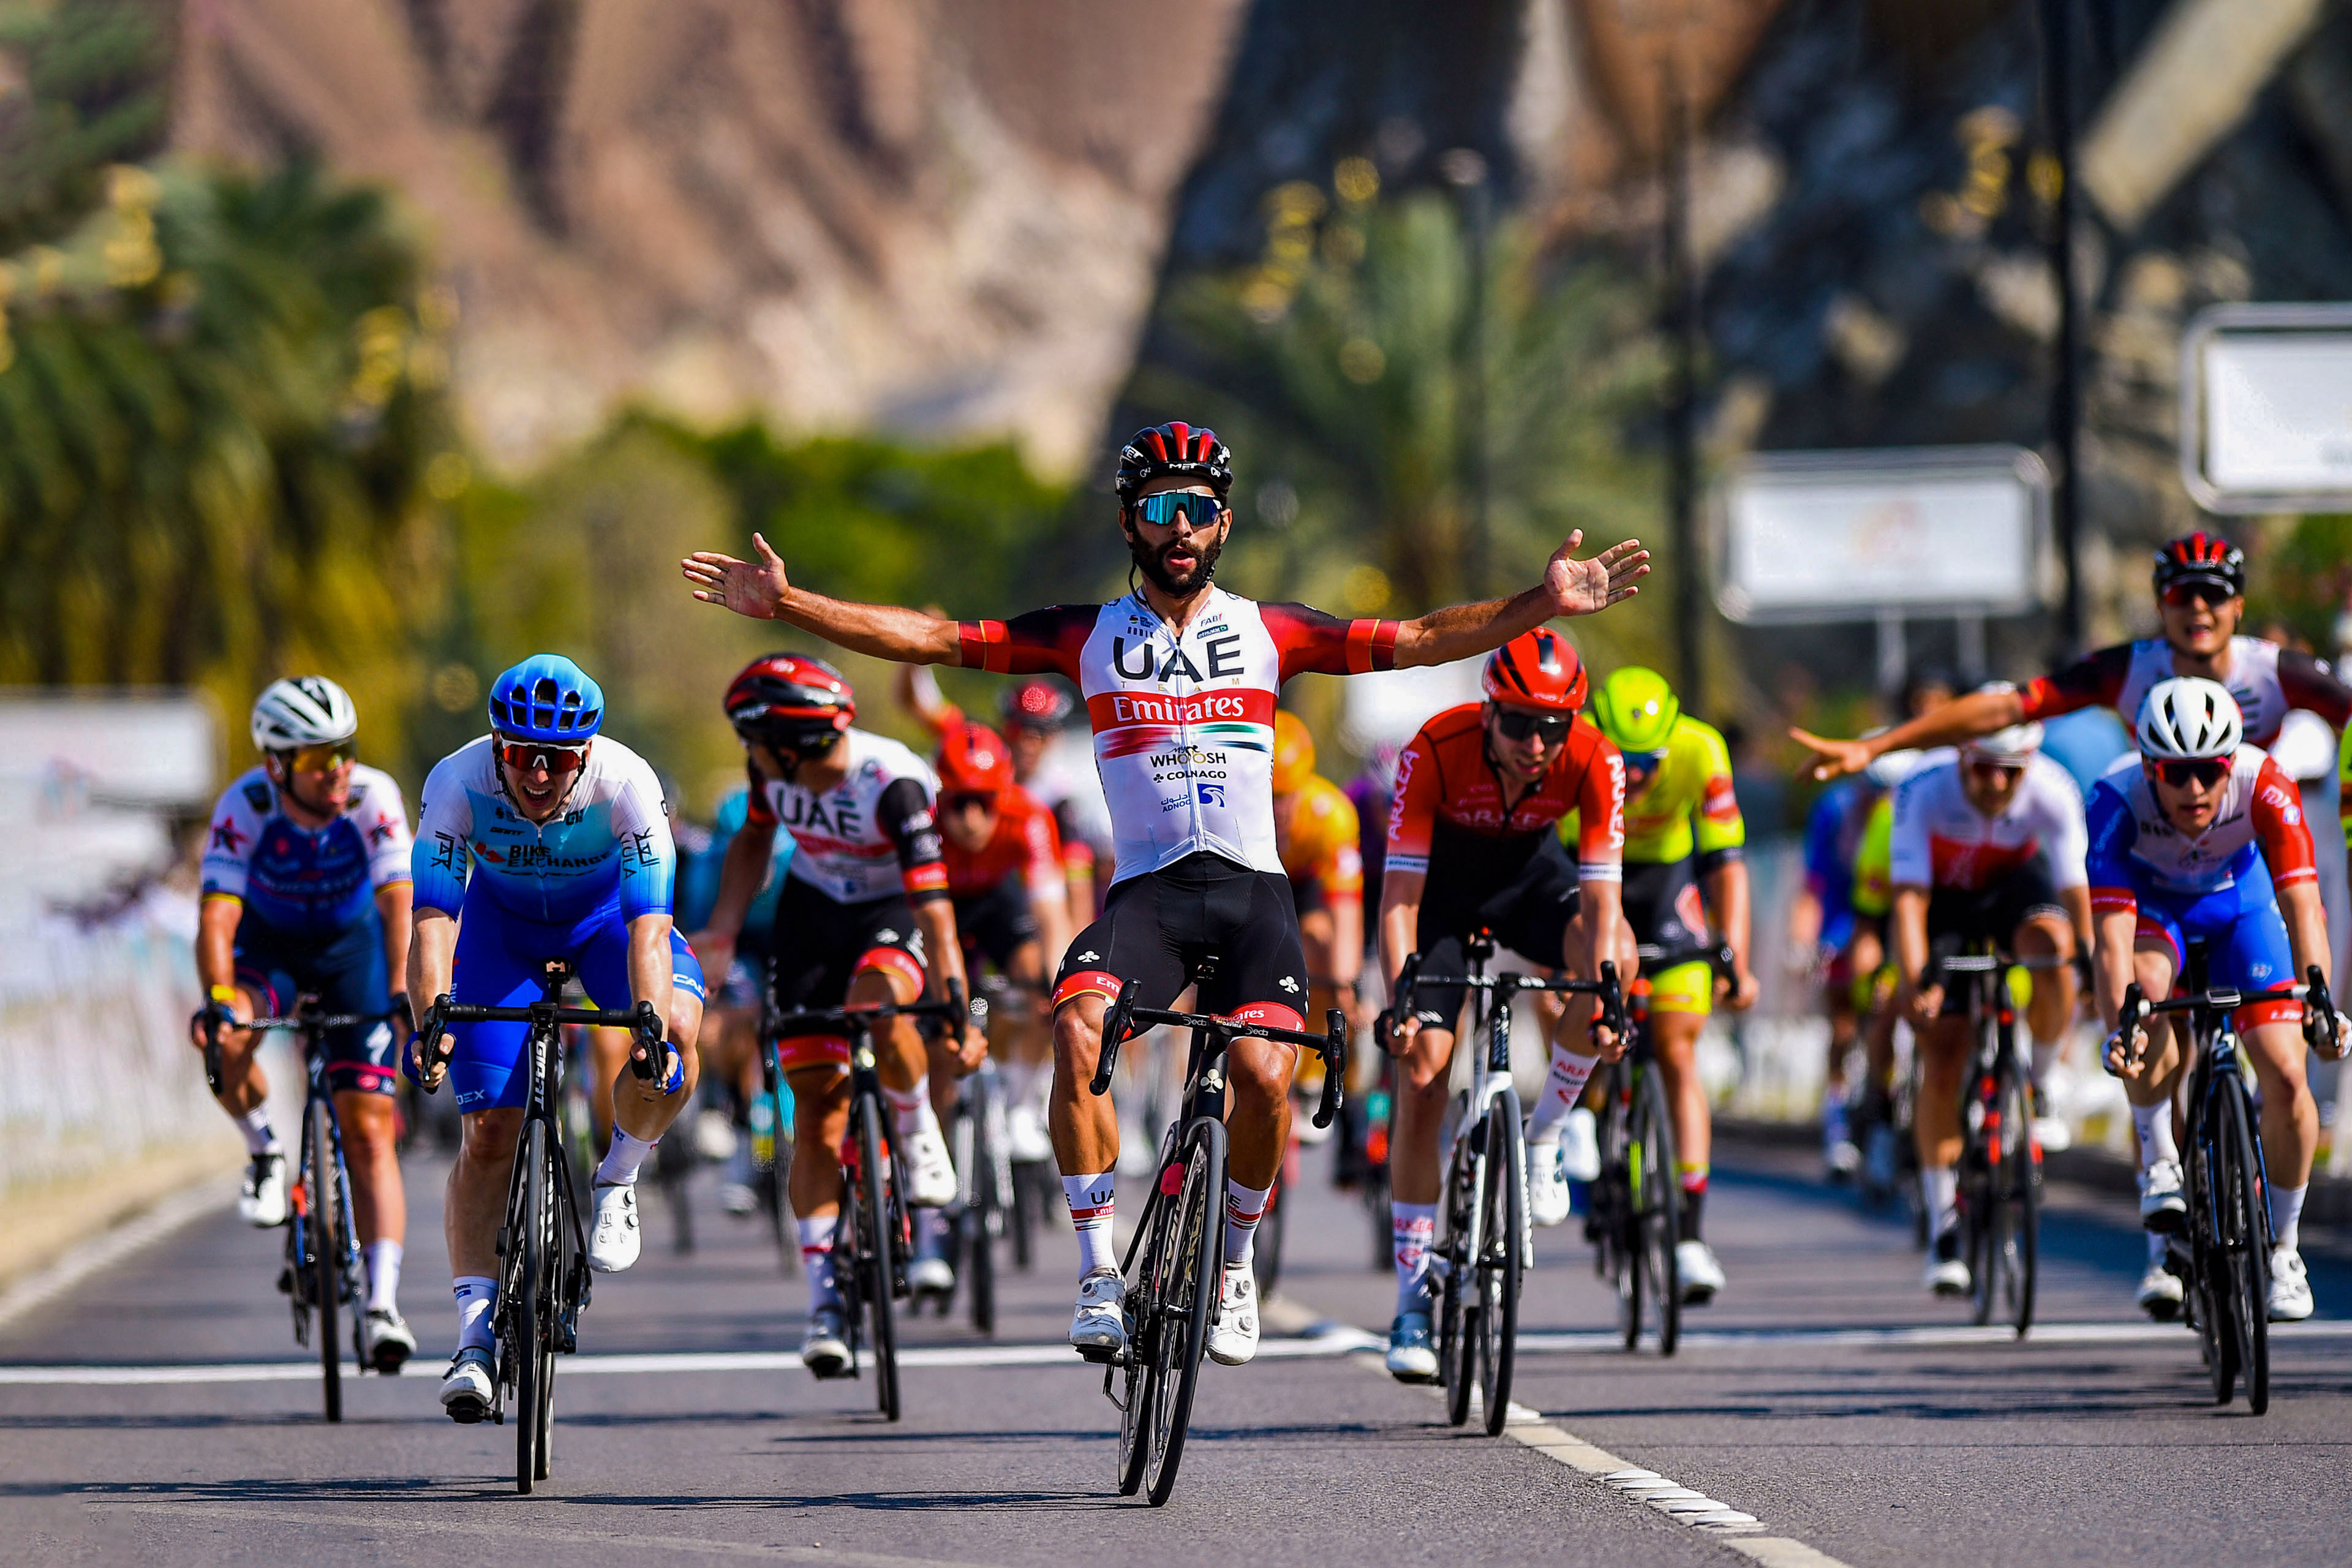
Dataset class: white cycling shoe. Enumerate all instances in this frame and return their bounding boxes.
[2137,1262,2185,1319]
[587,1182,641,1273]
[909,1254,956,1298]
[1561,1107,1602,1182]
[439,1346,495,1423]
[1007,1101,1053,1165]
[1526,1142,1574,1228]
[1206,1261,1260,1366]
[902,1127,959,1208]
[365,1308,416,1373]
[1069,1267,1128,1361]
[2138,1158,2187,1232]
[1924,1229,1971,1297]
[1676,1240,1726,1304]
[2269,1246,2315,1322]
[238,1152,288,1228]
[1387,1310,1439,1382]
[802,1306,852,1379]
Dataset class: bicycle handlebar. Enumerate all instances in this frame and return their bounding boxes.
[767,976,972,1042]
[1089,977,1351,1131]
[412,992,658,1096]
[2111,965,2340,1075]
[1378,954,1627,1050]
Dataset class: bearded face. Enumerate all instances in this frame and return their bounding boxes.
[1124,507,1226,598]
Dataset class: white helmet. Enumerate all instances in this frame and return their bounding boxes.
[2136,676,2242,761]
[1962,722,2043,766]
[251,676,358,753]
[1864,746,1925,788]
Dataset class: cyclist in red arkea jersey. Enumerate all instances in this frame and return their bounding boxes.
[684,420,1647,1369]
[1376,628,1627,1381]
[1794,532,2352,778]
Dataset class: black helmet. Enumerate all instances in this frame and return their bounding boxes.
[1115,421,1232,503]
[725,653,854,754]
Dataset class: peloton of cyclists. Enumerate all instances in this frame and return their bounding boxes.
[684,420,1648,1371]
[195,677,418,1370]
[2093,679,2348,1321]
[404,655,707,1421]
[1379,629,1629,1378]
[1885,717,2091,1298]
[692,654,983,1372]
[1576,666,1757,1303]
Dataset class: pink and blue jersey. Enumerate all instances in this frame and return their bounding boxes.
[200,765,412,936]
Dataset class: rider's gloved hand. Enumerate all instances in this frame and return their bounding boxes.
[2101,1027,2139,1079]
[2308,1009,2352,1063]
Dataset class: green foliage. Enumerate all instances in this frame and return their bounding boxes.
[2246,514,2352,652]
[0,158,451,768]
[0,0,173,253]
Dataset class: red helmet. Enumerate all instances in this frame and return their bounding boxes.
[2152,532,2244,598]
[1115,421,1232,503]
[1482,628,1587,712]
[1000,678,1076,734]
[724,654,854,753]
[935,719,1014,797]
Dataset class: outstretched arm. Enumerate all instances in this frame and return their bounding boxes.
[1788,687,2024,782]
[682,533,961,665]
[1390,532,1647,669]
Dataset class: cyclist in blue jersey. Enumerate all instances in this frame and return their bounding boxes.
[404,655,708,1422]
[2090,679,2348,1322]
[1789,775,1879,1181]
[195,677,418,1370]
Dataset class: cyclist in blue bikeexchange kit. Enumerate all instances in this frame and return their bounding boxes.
[195,677,418,1371]
[404,655,708,1422]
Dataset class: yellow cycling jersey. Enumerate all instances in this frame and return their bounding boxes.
[1279,774,1363,897]
[1559,715,1744,867]
[1852,793,1894,918]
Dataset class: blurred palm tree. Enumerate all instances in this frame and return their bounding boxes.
[0,157,451,766]
[1134,175,1676,675]
[0,0,173,253]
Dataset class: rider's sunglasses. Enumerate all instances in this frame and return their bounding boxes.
[943,791,999,815]
[2160,579,2235,608]
[1491,706,1571,745]
[2154,756,2232,790]
[285,742,356,773]
[497,739,589,774]
[1966,760,2026,783]
[1132,492,1225,530]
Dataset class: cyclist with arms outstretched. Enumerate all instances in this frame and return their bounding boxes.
[406,655,707,1422]
[195,677,417,1370]
[1379,629,1628,1379]
[684,420,1647,1368]
[2094,679,2345,1321]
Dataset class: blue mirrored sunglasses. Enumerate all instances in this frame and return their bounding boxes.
[1134,492,1225,529]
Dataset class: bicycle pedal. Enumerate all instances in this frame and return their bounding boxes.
[1075,1343,1121,1366]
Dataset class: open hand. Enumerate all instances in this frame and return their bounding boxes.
[1545,532,1649,617]
[682,533,791,620]
[1789,726,1874,782]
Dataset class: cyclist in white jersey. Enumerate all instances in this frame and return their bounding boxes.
[686,420,1648,1366]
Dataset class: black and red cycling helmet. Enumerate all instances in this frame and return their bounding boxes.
[1482,628,1588,713]
[725,653,854,753]
[1115,421,1232,503]
[1000,678,1076,734]
[2152,532,2245,598]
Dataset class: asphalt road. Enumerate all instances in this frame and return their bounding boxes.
[6,1115,2350,1567]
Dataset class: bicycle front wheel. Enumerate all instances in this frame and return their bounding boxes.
[306,1099,344,1423]
[966,1096,1000,1336]
[2218,1081,2271,1413]
[1633,1066,1682,1356]
[1476,1096,1525,1435]
[1142,1118,1225,1506]
[1982,1051,2040,1338]
[854,1092,902,1422]
[513,1117,555,1493]
[1440,1127,1480,1428]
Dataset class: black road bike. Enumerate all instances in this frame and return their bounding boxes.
[940,1017,1014,1336]
[1386,936,1622,1431]
[767,984,970,1422]
[1089,978,1346,1505]
[1936,941,2049,1338]
[1590,941,1719,1356]
[2116,941,2335,1415]
[206,997,396,1422]
[417,961,666,1493]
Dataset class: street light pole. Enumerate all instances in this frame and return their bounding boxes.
[2040,0,2084,655]
[1662,66,1705,717]
[1442,148,1493,602]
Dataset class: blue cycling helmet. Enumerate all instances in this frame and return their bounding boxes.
[486,654,604,742]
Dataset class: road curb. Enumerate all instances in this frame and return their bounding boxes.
[0,1154,240,1338]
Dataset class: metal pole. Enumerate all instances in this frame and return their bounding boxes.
[1877,609,1907,699]
[2040,0,2084,655]
[1663,66,1704,715]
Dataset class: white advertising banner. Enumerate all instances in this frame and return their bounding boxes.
[2183,304,2352,513]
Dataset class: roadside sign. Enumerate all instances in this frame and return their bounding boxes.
[1711,446,2052,623]
[2180,303,2352,513]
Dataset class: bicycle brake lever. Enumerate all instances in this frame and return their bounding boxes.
[1091,978,1140,1096]
[1314,1008,1347,1130]
[627,1000,666,1080]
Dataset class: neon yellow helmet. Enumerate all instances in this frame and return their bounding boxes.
[1589,667,1681,755]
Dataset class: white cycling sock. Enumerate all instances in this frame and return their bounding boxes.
[1064,1171,1117,1277]
[2269,1183,2307,1254]
[236,1107,279,1157]
[1921,1166,1959,1242]
[884,1080,938,1140]
[453,1275,497,1353]
[2031,1039,2060,1085]
[1222,1179,1272,1267]
[594,1128,657,1186]
[798,1215,840,1310]
[2130,1102,2179,1170]
[1392,1201,1438,1314]
[364,1240,403,1313]
[1000,1058,1036,1111]
[1528,1045,1600,1144]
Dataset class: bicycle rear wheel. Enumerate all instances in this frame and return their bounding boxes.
[1142,1118,1224,1506]
[966,1094,1000,1336]
[1476,1096,1525,1436]
[305,1099,344,1423]
[2217,1082,2271,1413]
[1441,1125,1480,1427]
[513,1117,554,1493]
[2188,1108,2238,1404]
[854,1092,902,1422]
[1633,1066,1683,1355]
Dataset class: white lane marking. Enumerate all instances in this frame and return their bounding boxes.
[0,1177,238,1337]
[1518,1317,2352,1352]
[97,1501,1003,1566]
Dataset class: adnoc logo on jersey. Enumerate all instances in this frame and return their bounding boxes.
[1197,783,1226,807]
